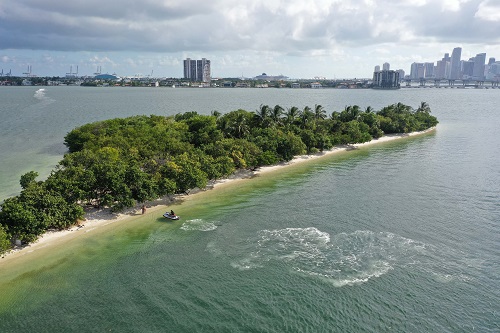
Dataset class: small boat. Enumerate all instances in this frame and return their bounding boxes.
[163,212,180,220]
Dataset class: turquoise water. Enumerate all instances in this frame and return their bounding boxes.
[0,87,499,332]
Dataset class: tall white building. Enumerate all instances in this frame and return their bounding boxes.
[382,62,390,71]
[450,47,462,80]
[473,53,486,80]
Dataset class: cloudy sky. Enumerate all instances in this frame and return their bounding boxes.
[1,0,499,79]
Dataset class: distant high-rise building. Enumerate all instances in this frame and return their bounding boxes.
[410,62,425,79]
[374,65,381,72]
[424,62,435,78]
[435,60,446,79]
[435,53,451,79]
[461,60,475,78]
[372,69,400,89]
[444,61,452,79]
[396,69,405,80]
[183,57,211,82]
[473,53,486,80]
[183,58,197,80]
[382,62,390,71]
[488,57,496,65]
[450,47,462,80]
[489,62,500,78]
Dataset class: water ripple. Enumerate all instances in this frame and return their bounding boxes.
[228,227,474,287]
[180,219,218,232]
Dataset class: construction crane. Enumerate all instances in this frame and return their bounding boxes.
[66,65,79,77]
[23,65,32,77]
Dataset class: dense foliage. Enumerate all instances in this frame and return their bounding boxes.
[0,102,437,252]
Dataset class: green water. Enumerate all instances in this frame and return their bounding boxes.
[0,87,499,332]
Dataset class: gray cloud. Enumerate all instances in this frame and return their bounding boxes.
[1,0,498,54]
[1,0,499,78]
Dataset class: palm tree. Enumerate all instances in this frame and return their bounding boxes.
[285,106,300,125]
[365,106,374,113]
[271,105,284,126]
[394,102,411,114]
[314,104,327,120]
[231,111,250,139]
[254,104,271,128]
[416,101,431,113]
[300,106,314,128]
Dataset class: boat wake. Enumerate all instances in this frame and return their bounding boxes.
[228,227,470,287]
[33,88,55,107]
[180,219,218,232]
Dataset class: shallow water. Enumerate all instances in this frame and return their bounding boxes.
[0,87,499,332]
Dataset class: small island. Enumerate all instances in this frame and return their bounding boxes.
[0,102,438,254]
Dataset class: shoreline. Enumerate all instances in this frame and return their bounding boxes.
[0,127,435,263]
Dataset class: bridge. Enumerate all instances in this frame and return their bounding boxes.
[403,78,499,88]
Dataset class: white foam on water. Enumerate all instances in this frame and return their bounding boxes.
[32,88,55,108]
[231,228,437,286]
[34,88,46,100]
[180,219,218,232]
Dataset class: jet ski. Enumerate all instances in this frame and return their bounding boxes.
[163,212,180,220]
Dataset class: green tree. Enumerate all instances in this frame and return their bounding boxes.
[0,225,12,255]
[314,104,327,120]
[285,106,300,126]
[20,171,38,189]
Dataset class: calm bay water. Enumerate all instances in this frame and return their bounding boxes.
[0,86,499,332]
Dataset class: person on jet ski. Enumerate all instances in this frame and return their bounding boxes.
[170,210,175,216]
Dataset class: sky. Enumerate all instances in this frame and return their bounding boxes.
[1,0,500,79]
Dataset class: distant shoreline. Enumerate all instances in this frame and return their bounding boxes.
[0,127,436,264]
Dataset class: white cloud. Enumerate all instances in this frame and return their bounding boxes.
[475,0,500,21]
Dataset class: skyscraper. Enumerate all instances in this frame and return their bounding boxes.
[382,62,390,71]
[183,58,197,80]
[424,62,435,78]
[410,62,425,79]
[461,59,475,78]
[473,53,486,80]
[435,53,450,79]
[183,58,211,82]
[450,47,462,80]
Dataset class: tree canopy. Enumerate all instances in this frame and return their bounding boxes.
[0,102,438,253]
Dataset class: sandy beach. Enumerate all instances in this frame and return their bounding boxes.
[0,127,435,263]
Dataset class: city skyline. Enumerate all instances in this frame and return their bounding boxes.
[405,47,499,81]
[1,1,500,79]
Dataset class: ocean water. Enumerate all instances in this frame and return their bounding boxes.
[0,86,499,332]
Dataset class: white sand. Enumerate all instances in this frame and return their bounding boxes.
[1,127,435,262]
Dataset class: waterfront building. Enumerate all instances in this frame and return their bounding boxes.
[450,47,462,80]
[461,60,475,79]
[396,69,405,80]
[374,65,380,72]
[183,58,211,82]
[444,61,452,79]
[372,69,400,89]
[436,53,451,79]
[424,62,435,78]
[435,60,446,79]
[473,53,486,80]
[410,62,425,79]
[488,62,500,80]
[382,62,390,71]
